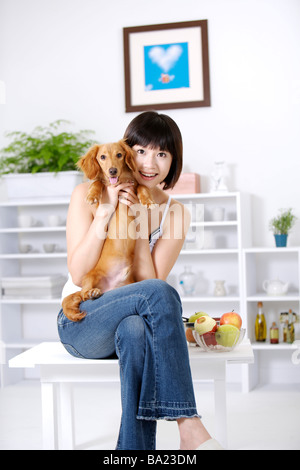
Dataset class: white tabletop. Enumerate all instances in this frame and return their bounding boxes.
[9,340,254,369]
[9,342,117,368]
[188,339,254,364]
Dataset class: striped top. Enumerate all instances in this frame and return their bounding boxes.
[149,195,171,252]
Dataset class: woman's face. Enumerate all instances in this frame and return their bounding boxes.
[132,144,172,189]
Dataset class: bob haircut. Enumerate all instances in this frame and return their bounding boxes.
[123,111,182,190]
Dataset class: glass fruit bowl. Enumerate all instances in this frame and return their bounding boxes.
[193,328,246,352]
[184,322,198,345]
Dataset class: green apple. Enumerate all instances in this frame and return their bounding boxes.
[215,324,240,347]
[189,311,208,323]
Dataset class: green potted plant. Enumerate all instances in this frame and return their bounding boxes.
[0,120,96,199]
[269,208,297,247]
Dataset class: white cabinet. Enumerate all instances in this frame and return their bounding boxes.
[0,198,69,386]
[242,247,300,390]
[170,193,299,391]
[169,192,251,323]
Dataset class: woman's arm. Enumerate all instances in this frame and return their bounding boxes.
[152,203,190,280]
[133,200,191,282]
[66,183,109,285]
[66,181,135,286]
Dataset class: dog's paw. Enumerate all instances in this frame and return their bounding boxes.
[89,288,102,299]
[138,196,158,209]
[147,202,158,210]
[83,288,102,300]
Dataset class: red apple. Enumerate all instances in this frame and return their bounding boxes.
[202,331,218,346]
[220,311,242,329]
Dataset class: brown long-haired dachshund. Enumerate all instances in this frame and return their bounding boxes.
[62,139,156,322]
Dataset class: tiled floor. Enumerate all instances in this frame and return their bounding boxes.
[0,380,299,450]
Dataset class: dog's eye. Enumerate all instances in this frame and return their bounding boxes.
[116,153,123,159]
[100,155,106,160]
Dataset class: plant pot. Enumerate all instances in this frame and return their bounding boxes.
[274,234,288,247]
[2,171,83,200]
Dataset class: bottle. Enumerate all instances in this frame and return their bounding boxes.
[255,301,267,342]
[179,266,196,296]
[270,322,279,344]
[286,309,295,344]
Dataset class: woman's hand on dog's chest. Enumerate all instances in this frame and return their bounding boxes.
[100,181,136,210]
[118,185,139,207]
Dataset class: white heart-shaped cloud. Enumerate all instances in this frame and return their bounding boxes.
[148,45,183,73]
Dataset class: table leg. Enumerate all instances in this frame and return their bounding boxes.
[214,365,228,449]
[41,382,58,450]
[58,383,75,450]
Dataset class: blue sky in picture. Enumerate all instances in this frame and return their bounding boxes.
[144,42,190,91]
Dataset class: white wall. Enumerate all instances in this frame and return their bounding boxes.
[0,0,299,247]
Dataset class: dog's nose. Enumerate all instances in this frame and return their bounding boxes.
[109,167,118,176]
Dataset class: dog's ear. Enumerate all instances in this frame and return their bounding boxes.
[77,145,102,180]
[119,140,136,172]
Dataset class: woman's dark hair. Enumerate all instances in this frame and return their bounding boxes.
[123,111,182,190]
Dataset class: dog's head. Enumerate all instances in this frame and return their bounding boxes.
[77,139,136,184]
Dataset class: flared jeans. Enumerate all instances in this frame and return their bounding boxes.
[57,279,199,450]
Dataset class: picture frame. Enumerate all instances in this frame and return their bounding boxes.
[123,20,210,112]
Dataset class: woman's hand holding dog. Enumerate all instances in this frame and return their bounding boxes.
[118,185,139,208]
[95,181,135,217]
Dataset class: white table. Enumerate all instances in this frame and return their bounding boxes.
[9,340,254,450]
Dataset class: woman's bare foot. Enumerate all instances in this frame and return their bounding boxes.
[177,417,212,450]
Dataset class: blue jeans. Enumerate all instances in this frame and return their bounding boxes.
[57,279,199,450]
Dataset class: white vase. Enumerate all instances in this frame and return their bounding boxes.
[214,280,226,297]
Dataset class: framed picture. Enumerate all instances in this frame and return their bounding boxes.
[123,20,210,112]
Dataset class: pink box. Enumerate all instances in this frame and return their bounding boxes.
[162,173,201,194]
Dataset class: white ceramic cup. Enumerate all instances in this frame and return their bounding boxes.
[18,215,35,228]
[19,244,32,253]
[202,230,215,249]
[43,243,56,253]
[212,207,225,222]
[47,215,62,227]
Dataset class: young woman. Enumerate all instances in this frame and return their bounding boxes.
[57,111,223,450]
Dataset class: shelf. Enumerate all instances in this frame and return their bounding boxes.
[181,295,240,302]
[0,198,70,207]
[0,298,61,304]
[172,192,240,200]
[0,253,67,259]
[191,221,238,227]
[181,249,239,255]
[251,341,299,350]
[0,226,66,233]
[244,247,300,254]
[246,293,300,302]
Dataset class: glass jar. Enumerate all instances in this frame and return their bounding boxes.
[270,322,279,344]
[179,266,196,296]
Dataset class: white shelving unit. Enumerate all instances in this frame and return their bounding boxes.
[0,198,69,386]
[166,192,252,388]
[168,192,251,321]
[242,247,300,390]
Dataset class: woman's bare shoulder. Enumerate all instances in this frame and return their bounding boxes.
[68,182,96,217]
[70,182,90,201]
[169,198,191,224]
